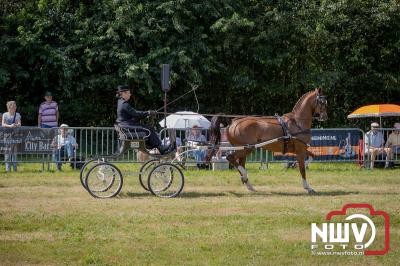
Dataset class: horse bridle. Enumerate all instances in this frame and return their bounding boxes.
[313,93,327,120]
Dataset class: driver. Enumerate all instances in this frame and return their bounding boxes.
[116,85,174,155]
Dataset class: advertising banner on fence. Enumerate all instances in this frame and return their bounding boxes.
[274,129,362,161]
[0,127,56,154]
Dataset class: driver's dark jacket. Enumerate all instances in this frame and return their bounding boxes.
[116,98,149,126]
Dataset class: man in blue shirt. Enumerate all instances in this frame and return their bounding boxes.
[365,122,385,169]
[187,125,208,169]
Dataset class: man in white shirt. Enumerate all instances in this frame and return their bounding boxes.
[365,122,385,169]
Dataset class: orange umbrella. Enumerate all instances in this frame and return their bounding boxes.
[347,104,400,118]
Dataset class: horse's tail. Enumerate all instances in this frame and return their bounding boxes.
[205,115,223,163]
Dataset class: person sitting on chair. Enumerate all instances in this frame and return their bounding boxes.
[116,85,174,155]
[365,122,385,169]
[52,124,78,171]
[186,125,208,169]
[384,122,400,168]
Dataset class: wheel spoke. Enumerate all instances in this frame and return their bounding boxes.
[148,163,184,198]
[85,162,123,198]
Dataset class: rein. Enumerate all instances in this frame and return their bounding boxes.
[155,85,199,113]
[154,111,269,119]
[152,89,327,122]
[152,111,318,122]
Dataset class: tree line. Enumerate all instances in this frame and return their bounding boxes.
[1,0,399,127]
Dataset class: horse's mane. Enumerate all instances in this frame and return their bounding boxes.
[292,90,315,113]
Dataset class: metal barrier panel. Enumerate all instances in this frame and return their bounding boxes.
[159,127,210,167]
[0,127,137,171]
[364,127,400,169]
[2,126,399,170]
[73,127,135,163]
[0,127,57,171]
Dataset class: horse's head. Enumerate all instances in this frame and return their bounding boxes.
[312,88,328,121]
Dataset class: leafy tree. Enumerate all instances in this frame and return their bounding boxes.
[1,0,399,127]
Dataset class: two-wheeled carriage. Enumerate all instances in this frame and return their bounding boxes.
[80,125,184,198]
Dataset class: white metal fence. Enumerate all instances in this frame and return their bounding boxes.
[0,126,399,171]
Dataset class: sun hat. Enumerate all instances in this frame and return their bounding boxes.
[371,122,379,128]
[60,124,69,128]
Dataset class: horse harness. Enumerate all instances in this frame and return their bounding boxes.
[274,114,311,154]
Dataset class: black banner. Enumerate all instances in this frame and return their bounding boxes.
[0,127,56,154]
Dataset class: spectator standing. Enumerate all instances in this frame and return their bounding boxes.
[365,122,385,169]
[2,101,21,172]
[38,91,59,128]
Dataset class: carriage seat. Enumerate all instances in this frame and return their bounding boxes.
[114,124,150,140]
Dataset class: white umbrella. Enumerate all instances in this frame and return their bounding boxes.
[159,111,211,129]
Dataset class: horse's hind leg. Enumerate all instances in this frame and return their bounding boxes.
[227,150,256,192]
[297,152,316,194]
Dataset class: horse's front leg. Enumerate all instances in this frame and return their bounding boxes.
[297,153,316,194]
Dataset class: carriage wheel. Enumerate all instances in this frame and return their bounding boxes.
[79,158,105,190]
[147,163,184,198]
[85,162,123,198]
[138,159,160,191]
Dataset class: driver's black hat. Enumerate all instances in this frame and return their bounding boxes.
[117,85,130,93]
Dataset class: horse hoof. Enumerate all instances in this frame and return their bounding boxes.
[308,189,317,195]
[245,182,257,192]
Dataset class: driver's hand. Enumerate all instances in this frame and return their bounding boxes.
[148,110,157,116]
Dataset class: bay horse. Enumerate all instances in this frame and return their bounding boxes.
[207,88,328,194]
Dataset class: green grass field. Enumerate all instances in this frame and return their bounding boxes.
[0,163,399,265]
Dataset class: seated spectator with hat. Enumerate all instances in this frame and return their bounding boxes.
[365,122,385,169]
[38,91,59,128]
[186,125,208,169]
[384,122,400,168]
[51,124,78,171]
